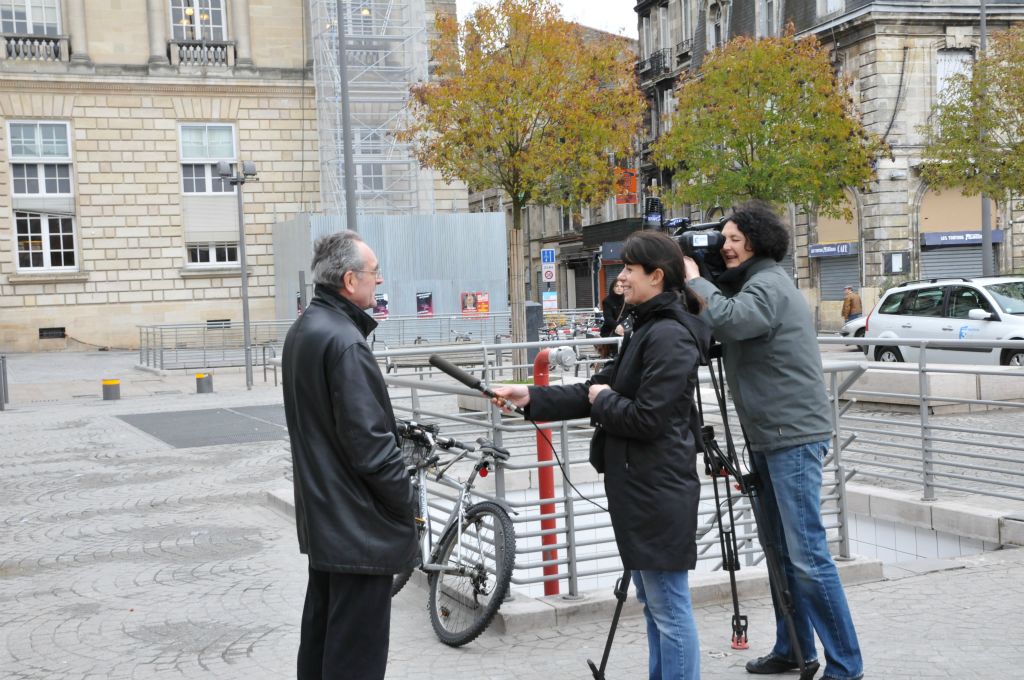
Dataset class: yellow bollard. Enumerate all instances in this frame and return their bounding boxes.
[102,379,121,401]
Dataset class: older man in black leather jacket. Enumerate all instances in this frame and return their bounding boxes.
[283,231,416,680]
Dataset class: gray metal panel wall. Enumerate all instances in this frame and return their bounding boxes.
[819,255,859,301]
[272,214,312,321]
[921,246,989,280]
[305,213,509,317]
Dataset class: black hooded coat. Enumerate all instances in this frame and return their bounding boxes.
[526,291,712,570]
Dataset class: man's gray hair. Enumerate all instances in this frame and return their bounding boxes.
[311,230,364,289]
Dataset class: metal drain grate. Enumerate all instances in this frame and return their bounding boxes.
[118,405,288,448]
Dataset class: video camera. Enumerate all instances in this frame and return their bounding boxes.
[642,198,728,281]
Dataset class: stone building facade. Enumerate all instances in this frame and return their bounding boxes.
[0,0,318,352]
[630,0,1024,327]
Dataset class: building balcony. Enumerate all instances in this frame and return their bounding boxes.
[675,39,692,66]
[636,48,672,85]
[169,39,236,67]
[1,33,69,62]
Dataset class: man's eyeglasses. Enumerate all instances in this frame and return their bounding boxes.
[354,267,384,280]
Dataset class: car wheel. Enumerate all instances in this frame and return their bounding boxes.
[875,346,904,362]
[1002,348,1024,367]
[854,328,867,355]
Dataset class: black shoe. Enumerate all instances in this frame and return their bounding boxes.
[745,653,821,676]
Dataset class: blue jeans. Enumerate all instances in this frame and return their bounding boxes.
[750,440,863,680]
[631,570,700,680]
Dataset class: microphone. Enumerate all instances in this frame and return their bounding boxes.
[428,354,525,415]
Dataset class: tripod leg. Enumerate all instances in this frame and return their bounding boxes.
[746,485,810,678]
[587,569,631,680]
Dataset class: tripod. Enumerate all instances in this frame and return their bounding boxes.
[586,351,813,680]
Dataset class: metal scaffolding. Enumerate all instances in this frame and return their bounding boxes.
[311,0,432,215]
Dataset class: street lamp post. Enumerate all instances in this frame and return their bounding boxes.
[218,160,258,390]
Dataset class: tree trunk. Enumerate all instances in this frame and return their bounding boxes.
[509,200,528,381]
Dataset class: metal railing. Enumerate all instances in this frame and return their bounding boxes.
[375,338,856,599]
[823,336,1024,503]
[138,321,292,371]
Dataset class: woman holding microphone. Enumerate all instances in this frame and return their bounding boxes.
[493,230,710,680]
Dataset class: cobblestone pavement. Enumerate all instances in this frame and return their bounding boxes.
[2,351,1023,679]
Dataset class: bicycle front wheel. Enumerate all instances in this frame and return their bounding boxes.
[427,501,515,646]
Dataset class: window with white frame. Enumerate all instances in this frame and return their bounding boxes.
[936,49,972,105]
[186,241,238,265]
[179,122,238,267]
[8,121,77,271]
[170,0,226,41]
[758,0,776,38]
[0,0,60,36]
[707,2,724,50]
[356,128,385,193]
[179,123,235,194]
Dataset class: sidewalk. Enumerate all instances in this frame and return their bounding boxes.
[1,350,1021,679]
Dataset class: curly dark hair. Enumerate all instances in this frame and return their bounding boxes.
[725,200,790,263]
[622,230,704,314]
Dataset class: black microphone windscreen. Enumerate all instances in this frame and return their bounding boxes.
[428,355,482,390]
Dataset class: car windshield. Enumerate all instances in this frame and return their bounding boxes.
[984,282,1024,315]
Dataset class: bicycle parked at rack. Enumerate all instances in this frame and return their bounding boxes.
[393,420,516,647]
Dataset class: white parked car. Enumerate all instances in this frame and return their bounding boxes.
[865,276,1024,365]
[837,314,869,354]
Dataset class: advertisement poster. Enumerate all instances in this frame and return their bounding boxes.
[461,291,490,317]
[416,291,433,318]
[461,292,479,317]
[542,290,558,311]
[372,293,389,319]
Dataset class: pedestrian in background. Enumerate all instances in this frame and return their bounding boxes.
[841,285,863,322]
[282,231,416,680]
[598,278,631,359]
[684,200,863,680]
[495,231,711,680]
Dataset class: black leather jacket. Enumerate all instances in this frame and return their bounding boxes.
[526,292,711,570]
[282,284,417,573]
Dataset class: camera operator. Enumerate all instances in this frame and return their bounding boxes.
[682,200,863,680]
[495,231,711,680]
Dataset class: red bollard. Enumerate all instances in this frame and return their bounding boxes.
[533,348,560,595]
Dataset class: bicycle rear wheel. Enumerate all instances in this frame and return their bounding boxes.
[427,501,515,646]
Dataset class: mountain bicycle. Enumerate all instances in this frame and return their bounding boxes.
[393,420,516,647]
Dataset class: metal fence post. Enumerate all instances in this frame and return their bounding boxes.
[559,420,580,598]
[0,354,8,411]
[919,347,935,501]
[488,401,507,502]
[159,327,165,370]
[830,371,852,558]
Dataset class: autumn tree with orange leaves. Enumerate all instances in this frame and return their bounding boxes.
[655,28,885,218]
[401,0,643,358]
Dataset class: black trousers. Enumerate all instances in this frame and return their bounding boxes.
[297,566,393,680]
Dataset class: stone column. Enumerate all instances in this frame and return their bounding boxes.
[147,0,168,65]
[230,0,254,67]
[66,0,91,64]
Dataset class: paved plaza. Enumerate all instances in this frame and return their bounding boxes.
[1,351,1023,679]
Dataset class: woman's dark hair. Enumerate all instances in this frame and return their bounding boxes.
[725,199,790,262]
[621,230,704,314]
[607,278,623,298]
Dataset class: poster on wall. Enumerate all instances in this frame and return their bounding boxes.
[542,290,558,312]
[416,291,433,317]
[476,292,490,315]
[372,293,389,319]
[461,292,479,317]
